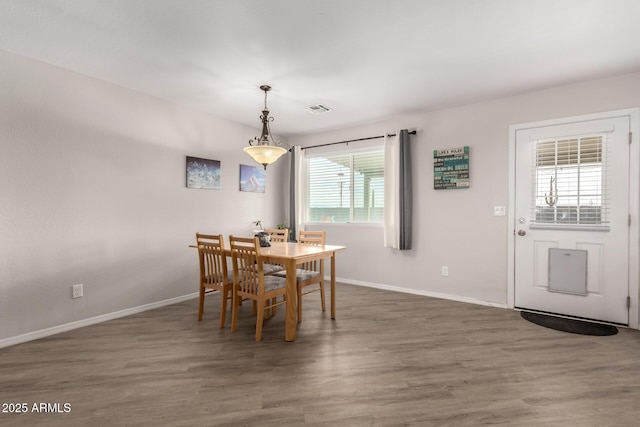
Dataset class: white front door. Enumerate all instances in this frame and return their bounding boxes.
[513,114,631,324]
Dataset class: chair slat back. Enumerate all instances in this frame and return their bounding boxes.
[196,233,228,288]
[298,230,326,271]
[298,230,325,245]
[265,228,288,242]
[229,235,263,296]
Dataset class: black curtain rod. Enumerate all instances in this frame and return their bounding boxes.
[299,129,416,151]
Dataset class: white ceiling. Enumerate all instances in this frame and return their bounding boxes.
[2,0,640,136]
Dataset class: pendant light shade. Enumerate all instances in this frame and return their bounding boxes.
[243,145,287,167]
[244,85,287,169]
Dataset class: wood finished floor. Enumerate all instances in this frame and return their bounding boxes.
[1,283,640,426]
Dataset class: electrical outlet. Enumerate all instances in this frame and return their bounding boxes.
[72,284,83,299]
[441,266,449,276]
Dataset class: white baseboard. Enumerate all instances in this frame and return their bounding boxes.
[1,280,508,349]
[0,293,199,349]
[335,277,508,309]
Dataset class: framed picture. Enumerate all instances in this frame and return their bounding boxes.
[433,146,469,189]
[186,156,221,189]
[239,164,265,193]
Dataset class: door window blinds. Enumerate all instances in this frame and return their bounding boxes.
[531,134,610,228]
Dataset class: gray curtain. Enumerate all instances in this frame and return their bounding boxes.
[398,129,412,250]
[288,146,299,242]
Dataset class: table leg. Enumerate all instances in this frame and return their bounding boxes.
[331,252,336,319]
[285,258,297,341]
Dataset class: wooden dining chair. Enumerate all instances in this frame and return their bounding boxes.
[264,228,289,242]
[196,233,233,328]
[261,228,289,275]
[229,235,288,341]
[275,230,326,322]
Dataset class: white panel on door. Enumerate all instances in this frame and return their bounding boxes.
[576,242,604,296]
[533,240,557,290]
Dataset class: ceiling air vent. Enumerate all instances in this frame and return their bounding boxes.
[305,104,332,114]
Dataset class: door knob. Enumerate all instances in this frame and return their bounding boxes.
[517,230,526,236]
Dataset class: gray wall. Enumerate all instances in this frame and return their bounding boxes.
[293,72,640,315]
[2,46,639,345]
[0,51,287,344]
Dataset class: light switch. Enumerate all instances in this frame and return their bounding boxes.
[494,206,506,216]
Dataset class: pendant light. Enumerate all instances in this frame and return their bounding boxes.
[244,85,287,169]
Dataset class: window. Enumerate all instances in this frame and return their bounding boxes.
[306,148,384,223]
[533,135,609,226]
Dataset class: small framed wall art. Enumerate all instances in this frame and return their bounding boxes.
[433,146,469,189]
[186,156,221,189]
[239,164,265,193]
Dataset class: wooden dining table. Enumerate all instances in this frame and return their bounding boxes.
[259,241,346,341]
[191,239,346,341]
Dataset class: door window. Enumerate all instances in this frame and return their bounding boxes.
[532,134,610,228]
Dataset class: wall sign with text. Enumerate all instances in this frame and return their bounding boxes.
[433,146,469,189]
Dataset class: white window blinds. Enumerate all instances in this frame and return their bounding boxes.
[532,134,611,227]
[306,149,384,223]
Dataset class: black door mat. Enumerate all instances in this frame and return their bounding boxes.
[521,311,618,336]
